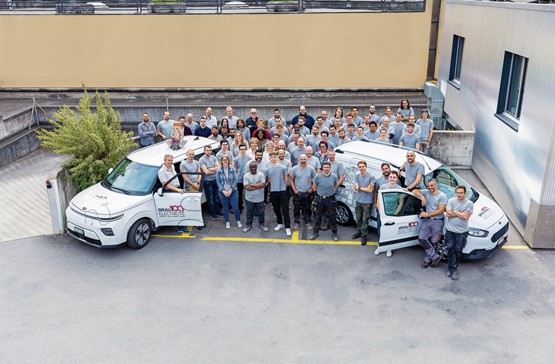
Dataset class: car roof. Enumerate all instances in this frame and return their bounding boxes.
[335,140,442,173]
[127,136,220,167]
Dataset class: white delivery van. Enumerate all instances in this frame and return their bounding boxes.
[66,136,220,249]
[333,141,509,260]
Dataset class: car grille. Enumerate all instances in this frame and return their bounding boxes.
[68,228,102,246]
[491,222,509,243]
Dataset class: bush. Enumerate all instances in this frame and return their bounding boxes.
[37,89,137,192]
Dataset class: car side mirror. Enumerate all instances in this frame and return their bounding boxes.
[108,168,113,174]
[157,187,164,197]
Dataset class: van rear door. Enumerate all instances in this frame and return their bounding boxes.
[376,190,423,255]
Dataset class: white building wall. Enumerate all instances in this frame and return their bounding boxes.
[438,0,555,245]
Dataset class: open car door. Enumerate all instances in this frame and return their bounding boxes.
[375,190,423,256]
[153,173,204,227]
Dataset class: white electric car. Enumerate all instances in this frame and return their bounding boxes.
[333,141,509,260]
[66,136,220,249]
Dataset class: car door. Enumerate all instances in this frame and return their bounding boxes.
[153,174,204,227]
[375,190,423,254]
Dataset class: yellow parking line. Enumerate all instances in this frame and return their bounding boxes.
[152,230,528,249]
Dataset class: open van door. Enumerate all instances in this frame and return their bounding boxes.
[153,173,204,227]
[375,190,423,256]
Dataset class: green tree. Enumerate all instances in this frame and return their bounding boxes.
[38,89,137,192]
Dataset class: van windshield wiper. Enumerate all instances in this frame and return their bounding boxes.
[110,186,131,195]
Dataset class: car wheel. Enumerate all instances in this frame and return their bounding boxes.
[335,202,354,226]
[127,219,152,249]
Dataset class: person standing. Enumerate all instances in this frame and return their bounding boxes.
[199,145,220,221]
[180,149,201,192]
[416,109,434,155]
[156,111,174,141]
[444,185,474,280]
[413,179,448,269]
[203,107,218,129]
[194,117,211,138]
[242,162,269,233]
[184,113,198,135]
[267,152,292,236]
[225,106,239,129]
[290,154,316,230]
[352,160,375,246]
[138,113,156,147]
[309,162,340,242]
[234,144,250,212]
[216,156,242,229]
[399,123,420,150]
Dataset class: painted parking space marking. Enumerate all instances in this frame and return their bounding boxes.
[152,229,528,249]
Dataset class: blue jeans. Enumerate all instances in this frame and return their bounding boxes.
[245,200,265,226]
[219,190,241,223]
[203,180,219,217]
[445,230,467,273]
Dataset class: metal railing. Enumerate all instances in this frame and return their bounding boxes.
[0,0,426,14]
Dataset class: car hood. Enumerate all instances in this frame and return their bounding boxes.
[468,193,506,230]
[70,183,150,217]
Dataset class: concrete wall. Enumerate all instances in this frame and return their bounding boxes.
[0,127,42,168]
[0,10,432,89]
[0,110,34,140]
[429,130,473,167]
[55,167,77,230]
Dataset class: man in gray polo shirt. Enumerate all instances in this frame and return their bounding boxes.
[400,151,425,191]
[444,185,474,280]
[414,179,448,269]
[290,154,316,230]
[267,152,291,236]
[309,162,339,242]
[243,161,268,233]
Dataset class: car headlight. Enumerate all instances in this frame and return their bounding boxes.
[97,214,124,222]
[468,228,489,237]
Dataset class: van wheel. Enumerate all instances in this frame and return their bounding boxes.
[335,202,354,226]
[127,219,152,249]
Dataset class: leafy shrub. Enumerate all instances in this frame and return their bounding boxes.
[38,89,137,192]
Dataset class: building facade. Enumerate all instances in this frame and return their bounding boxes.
[438,0,555,248]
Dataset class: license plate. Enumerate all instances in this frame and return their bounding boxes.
[74,227,84,236]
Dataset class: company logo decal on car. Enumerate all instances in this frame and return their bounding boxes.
[478,206,494,219]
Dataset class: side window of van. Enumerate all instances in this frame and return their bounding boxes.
[383,193,422,217]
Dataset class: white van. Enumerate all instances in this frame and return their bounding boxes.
[333,141,509,260]
[66,136,220,249]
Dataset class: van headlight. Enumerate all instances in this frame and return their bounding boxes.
[468,228,489,237]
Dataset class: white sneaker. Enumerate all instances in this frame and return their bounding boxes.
[285,228,291,236]
[274,224,285,231]
[237,221,243,228]
[225,222,230,229]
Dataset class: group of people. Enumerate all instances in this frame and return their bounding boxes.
[152,102,472,280]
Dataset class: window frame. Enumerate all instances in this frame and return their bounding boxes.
[448,34,465,89]
[495,51,528,132]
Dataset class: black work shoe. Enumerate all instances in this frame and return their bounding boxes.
[420,261,431,269]
[309,232,319,240]
[332,233,339,242]
[361,235,367,246]
[352,231,362,239]
[431,257,442,268]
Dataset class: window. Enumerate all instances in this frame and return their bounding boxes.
[448,35,465,87]
[496,51,528,131]
[382,192,422,217]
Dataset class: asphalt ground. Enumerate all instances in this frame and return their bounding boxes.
[0,223,552,363]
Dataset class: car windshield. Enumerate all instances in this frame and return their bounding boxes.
[103,158,159,195]
[425,166,476,202]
